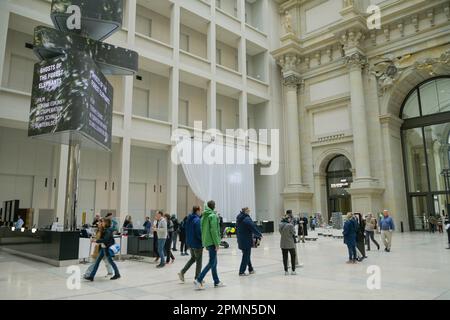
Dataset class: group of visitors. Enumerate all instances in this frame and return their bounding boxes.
[343,210,395,264]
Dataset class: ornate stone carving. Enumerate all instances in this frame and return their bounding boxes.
[343,0,354,8]
[277,54,300,74]
[283,74,302,88]
[282,10,294,35]
[340,30,365,51]
[414,49,450,76]
[345,52,367,70]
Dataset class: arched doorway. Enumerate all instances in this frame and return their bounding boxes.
[326,155,353,221]
[401,76,450,231]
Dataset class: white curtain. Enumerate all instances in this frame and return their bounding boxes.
[176,140,256,222]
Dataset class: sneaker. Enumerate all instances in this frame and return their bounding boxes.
[194,280,205,290]
[214,282,226,288]
[249,270,255,275]
[285,271,289,276]
[156,264,165,269]
[291,271,297,275]
[346,260,353,264]
[239,273,249,277]
[110,275,121,280]
[296,263,304,268]
[178,272,185,283]
[84,276,94,282]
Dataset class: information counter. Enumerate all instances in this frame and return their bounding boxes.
[0,227,79,266]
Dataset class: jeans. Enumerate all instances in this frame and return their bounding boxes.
[239,248,253,275]
[172,232,178,250]
[85,256,113,276]
[346,243,357,261]
[197,245,220,285]
[87,248,120,278]
[365,231,380,250]
[157,239,166,266]
[180,248,203,280]
[282,248,296,272]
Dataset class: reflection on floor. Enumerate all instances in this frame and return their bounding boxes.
[0,232,449,300]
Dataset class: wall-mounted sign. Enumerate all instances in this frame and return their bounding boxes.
[330,182,350,189]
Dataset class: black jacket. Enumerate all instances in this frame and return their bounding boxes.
[96,227,115,248]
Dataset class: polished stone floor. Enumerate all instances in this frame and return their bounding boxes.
[1,232,449,300]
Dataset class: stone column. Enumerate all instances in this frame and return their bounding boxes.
[283,75,302,187]
[346,52,372,181]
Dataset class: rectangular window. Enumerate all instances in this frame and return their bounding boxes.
[133,87,150,118]
[8,54,35,93]
[216,0,221,9]
[216,48,222,65]
[216,109,222,131]
[180,33,190,52]
[179,99,189,126]
[136,14,152,37]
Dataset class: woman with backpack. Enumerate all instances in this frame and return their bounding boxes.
[84,218,121,281]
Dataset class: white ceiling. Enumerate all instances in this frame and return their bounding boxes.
[216,83,240,99]
[180,8,208,34]
[246,39,266,56]
[179,70,208,89]
[137,0,171,18]
[216,26,240,48]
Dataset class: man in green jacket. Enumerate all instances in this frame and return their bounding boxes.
[194,200,226,290]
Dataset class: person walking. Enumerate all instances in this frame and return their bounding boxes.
[153,211,167,268]
[365,213,380,251]
[152,216,160,263]
[164,213,176,264]
[178,206,203,283]
[343,212,358,264]
[15,215,24,229]
[279,216,297,275]
[194,201,225,290]
[84,219,121,281]
[380,210,395,252]
[354,213,367,260]
[179,215,189,256]
[236,207,262,276]
[143,216,151,234]
[171,214,180,251]
[84,218,114,278]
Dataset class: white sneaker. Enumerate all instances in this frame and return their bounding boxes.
[194,280,205,290]
[291,271,297,275]
[214,282,226,288]
[249,270,255,275]
[178,272,185,283]
[296,263,304,268]
[285,271,289,276]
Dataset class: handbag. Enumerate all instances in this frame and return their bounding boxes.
[108,243,121,256]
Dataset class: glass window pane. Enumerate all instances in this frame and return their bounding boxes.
[437,78,450,113]
[403,128,428,192]
[327,156,352,172]
[411,196,428,231]
[423,123,450,192]
[402,90,420,119]
[420,81,440,116]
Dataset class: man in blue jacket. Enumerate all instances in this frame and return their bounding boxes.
[380,210,395,252]
[236,207,262,276]
[178,206,203,283]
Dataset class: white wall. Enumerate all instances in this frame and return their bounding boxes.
[305,0,342,33]
[180,25,207,59]
[217,94,239,131]
[135,5,170,44]
[309,74,350,102]
[179,82,207,128]
[216,41,238,71]
[0,126,57,225]
[133,70,169,121]
[2,30,37,93]
[247,52,266,81]
[217,0,238,18]
[246,0,264,32]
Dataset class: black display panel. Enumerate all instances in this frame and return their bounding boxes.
[28,52,113,150]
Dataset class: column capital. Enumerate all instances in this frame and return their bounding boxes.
[345,52,367,71]
[283,74,302,88]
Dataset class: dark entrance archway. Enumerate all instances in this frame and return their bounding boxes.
[326,155,353,221]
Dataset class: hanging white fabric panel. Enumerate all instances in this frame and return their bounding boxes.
[176,140,256,222]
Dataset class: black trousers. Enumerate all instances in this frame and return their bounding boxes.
[365,231,380,250]
[180,240,188,253]
[165,232,175,262]
[153,232,159,258]
[447,229,450,245]
[282,248,296,272]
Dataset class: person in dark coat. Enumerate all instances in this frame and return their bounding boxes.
[178,206,203,283]
[236,207,262,276]
[354,213,367,260]
[343,212,358,264]
[179,215,189,256]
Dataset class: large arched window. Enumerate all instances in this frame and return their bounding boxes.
[401,77,450,231]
